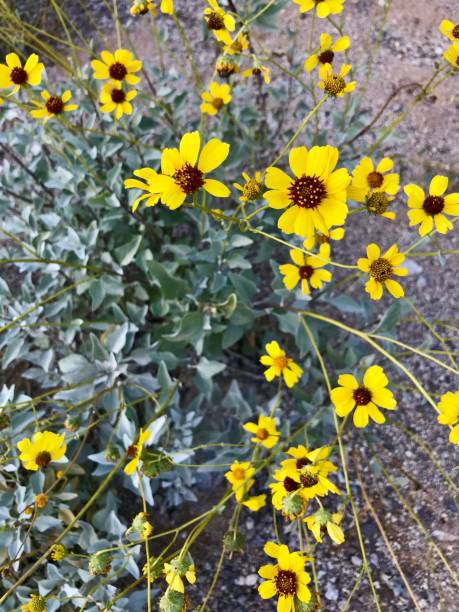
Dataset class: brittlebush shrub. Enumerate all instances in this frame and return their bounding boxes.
[0,1,458,611]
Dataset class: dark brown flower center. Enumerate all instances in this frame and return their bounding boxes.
[422,195,444,216]
[298,265,314,280]
[324,75,346,96]
[353,386,372,406]
[275,569,297,596]
[367,171,384,188]
[369,257,392,281]
[452,25,459,39]
[296,457,312,469]
[173,163,205,195]
[111,88,126,103]
[256,428,269,440]
[45,96,64,115]
[289,175,326,209]
[127,444,138,458]
[207,11,224,29]
[318,49,334,64]
[35,451,52,467]
[283,477,300,492]
[109,62,128,80]
[212,97,224,109]
[300,471,319,488]
[252,67,262,75]
[10,66,28,85]
[217,62,236,78]
[366,192,389,215]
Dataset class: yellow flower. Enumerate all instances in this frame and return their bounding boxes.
[100,81,137,119]
[234,171,262,202]
[279,242,332,295]
[295,464,340,500]
[270,468,305,518]
[21,594,47,612]
[30,90,78,120]
[243,415,280,449]
[242,63,271,84]
[164,559,196,593]
[404,175,459,236]
[204,0,235,42]
[0,53,44,93]
[35,493,48,508]
[439,20,459,41]
[17,431,66,471]
[223,32,249,55]
[160,0,174,14]
[216,57,239,78]
[357,243,407,300]
[444,40,459,68]
[348,157,399,220]
[225,461,255,501]
[331,365,397,428]
[131,0,156,16]
[437,390,459,445]
[264,145,350,238]
[318,62,356,96]
[280,445,337,479]
[91,49,142,84]
[258,542,311,609]
[303,227,344,250]
[124,168,162,211]
[293,0,345,17]
[124,428,150,475]
[260,340,303,388]
[242,494,267,512]
[304,510,344,544]
[152,131,230,209]
[51,544,67,561]
[200,81,231,115]
[304,33,350,72]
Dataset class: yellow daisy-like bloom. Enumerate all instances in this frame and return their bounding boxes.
[444,40,459,68]
[303,227,344,250]
[270,468,304,514]
[357,243,407,300]
[279,242,332,295]
[124,428,150,475]
[280,445,337,479]
[234,171,262,202]
[404,175,459,237]
[91,49,142,84]
[225,461,255,501]
[124,168,162,211]
[242,494,267,512]
[130,0,156,16]
[304,33,350,72]
[348,157,399,220]
[318,62,356,97]
[30,90,78,120]
[243,415,280,449]
[21,594,47,612]
[216,57,239,78]
[164,560,196,593]
[160,0,174,14]
[35,493,48,508]
[204,0,235,42]
[439,19,459,41]
[258,541,311,610]
[304,510,344,544]
[293,0,345,18]
[242,64,271,84]
[17,431,66,471]
[51,543,67,561]
[331,365,397,428]
[296,465,340,499]
[264,145,350,238]
[200,81,231,116]
[0,53,44,93]
[260,340,303,388]
[100,81,137,119]
[437,390,459,445]
[154,131,230,209]
[223,32,250,55]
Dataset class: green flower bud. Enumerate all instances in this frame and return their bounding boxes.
[88,551,112,576]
